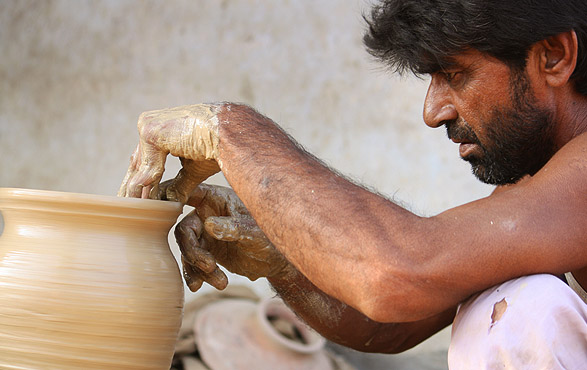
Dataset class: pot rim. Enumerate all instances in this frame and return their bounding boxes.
[0,187,182,221]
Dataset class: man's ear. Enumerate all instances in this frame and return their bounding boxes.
[538,30,578,88]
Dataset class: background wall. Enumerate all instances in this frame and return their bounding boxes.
[0,1,492,368]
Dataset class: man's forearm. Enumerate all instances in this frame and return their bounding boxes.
[268,266,455,353]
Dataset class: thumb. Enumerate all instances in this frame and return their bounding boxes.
[205,215,270,248]
[165,159,220,203]
[204,216,241,242]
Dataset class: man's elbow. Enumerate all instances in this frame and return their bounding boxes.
[355,293,415,324]
[355,270,442,323]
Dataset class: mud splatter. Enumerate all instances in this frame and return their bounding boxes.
[489,298,507,332]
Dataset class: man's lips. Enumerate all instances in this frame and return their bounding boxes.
[458,142,477,158]
[446,121,480,159]
[450,137,477,158]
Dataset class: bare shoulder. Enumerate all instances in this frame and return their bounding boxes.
[517,132,587,224]
[518,131,587,262]
[491,133,586,196]
[490,133,586,200]
[544,132,587,172]
[527,132,587,198]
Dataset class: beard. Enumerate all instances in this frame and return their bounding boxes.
[446,71,557,185]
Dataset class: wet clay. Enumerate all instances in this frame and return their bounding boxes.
[119,104,223,202]
[139,104,221,161]
[175,183,292,290]
[0,188,184,369]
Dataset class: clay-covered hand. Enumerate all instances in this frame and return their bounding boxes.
[118,104,224,202]
[172,183,292,292]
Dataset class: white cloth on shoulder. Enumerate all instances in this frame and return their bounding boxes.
[448,274,587,369]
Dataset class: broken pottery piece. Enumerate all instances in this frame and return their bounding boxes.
[195,298,332,370]
[257,297,325,354]
[0,188,184,369]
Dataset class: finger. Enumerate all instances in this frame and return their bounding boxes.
[178,235,218,274]
[126,143,167,198]
[204,215,267,245]
[184,183,229,208]
[164,166,200,204]
[117,144,140,197]
[203,216,241,242]
[182,256,228,291]
[175,213,217,273]
[203,266,229,290]
[158,172,211,203]
[185,184,242,217]
[158,179,175,200]
[182,257,204,292]
[166,159,221,204]
[148,183,160,200]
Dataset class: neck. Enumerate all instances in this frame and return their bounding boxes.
[553,89,587,149]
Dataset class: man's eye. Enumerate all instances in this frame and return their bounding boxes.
[445,72,460,82]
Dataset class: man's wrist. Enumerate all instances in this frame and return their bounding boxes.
[268,263,301,288]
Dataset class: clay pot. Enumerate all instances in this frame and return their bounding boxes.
[195,298,331,370]
[256,298,326,354]
[0,188,184,369]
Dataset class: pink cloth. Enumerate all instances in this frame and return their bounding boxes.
[449,274,587,369]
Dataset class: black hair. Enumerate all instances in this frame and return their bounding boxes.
[363,0,587,95]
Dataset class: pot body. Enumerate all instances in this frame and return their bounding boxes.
[0,188,184,369]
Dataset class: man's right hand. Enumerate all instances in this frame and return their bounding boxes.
[170,183,293,292]
[118,104,224,202]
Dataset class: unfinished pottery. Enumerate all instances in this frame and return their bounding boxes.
[195,298,332,370]
[0,188,184,369]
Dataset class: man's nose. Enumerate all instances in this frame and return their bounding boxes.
[423,77,457,128]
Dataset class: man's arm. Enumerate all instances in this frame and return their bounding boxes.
[216,104,587,322]
[120,103,586,322]
[268,267,456,353]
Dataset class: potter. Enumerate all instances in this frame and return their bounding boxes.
[120,0,587,368]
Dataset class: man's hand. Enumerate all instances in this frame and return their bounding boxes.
[118,104,223,202]
[172,183,292,292]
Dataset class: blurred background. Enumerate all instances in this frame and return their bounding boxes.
[0,1,493,369]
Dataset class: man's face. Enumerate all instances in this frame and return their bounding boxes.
[423,51,557,185]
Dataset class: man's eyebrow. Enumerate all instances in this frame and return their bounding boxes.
[438,58,481,74]
[416,57,461,75]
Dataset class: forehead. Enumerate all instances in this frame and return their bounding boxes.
[422,49,507,74]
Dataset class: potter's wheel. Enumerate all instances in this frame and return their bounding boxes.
[195,299,333,370]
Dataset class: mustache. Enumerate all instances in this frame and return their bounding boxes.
[445,119,480,144]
